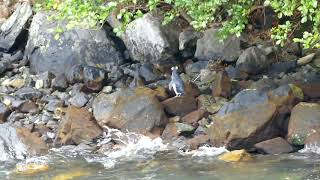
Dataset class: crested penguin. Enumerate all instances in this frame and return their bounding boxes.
[169,66,185,96]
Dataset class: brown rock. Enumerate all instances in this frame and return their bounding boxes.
[16,128,48,155]
[55,106,102,145]
[93,87,168,133]
[181,109,207,124]
[254,137,293,154]
[0,5,10,19]
[212,71,231,98]
[18,101,39,114]
[161,123,180,139]
[287,102,320,145]
[295,83,320,99]
[0,102,10,123]
[186,135,209,150]
[184,81,201,97]
[162,96,197,117]
[209,103,277,150]
[153,86,169,101]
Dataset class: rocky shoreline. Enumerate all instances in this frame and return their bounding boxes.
[0,1,319,162]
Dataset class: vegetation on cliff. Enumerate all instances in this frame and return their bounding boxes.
[36,0,320,49]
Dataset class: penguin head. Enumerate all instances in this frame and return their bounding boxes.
[171,66,179,71]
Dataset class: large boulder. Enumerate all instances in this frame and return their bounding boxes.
[162,96,198,117]
[93,87,168,133]
[0,123,47,161]
[55,106,102,145]
[120,10,186,63]
[236,46,270,75]
[254,137,293,154]
[24,12,124,76]
[0,2,32,52]
[287,102,320,146]
[195,28,241,62]
[209,84,303,150]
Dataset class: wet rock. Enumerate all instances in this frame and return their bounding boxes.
[0,2,32,52]
[69,92,89,108]
[287,102,320,146]
[16,128,48,155]
[236,46,270,74]
[295,82,320,99]
[120,10,186,63]
[254,137,293,154]
[0,124,28,161]
[181,109,207,125]
[15,163,49,175]
[0,102,10,123]
[25,12,123,77]
[304,132,320,149]
[162,122,195,139]
[186,135,210,150]
[55,106,102,145]
[15,87,42,100]
[195,28,241,62]
[51,75,68,91]
[93,87,168,133]
[212,71,231,98]
[218,150,252,162]
[162,96,197,117]
[209,84,303,150]
[18,101,38,114]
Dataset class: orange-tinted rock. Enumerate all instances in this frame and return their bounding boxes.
[56,106,102,145]
[16,128,48,155]
[162,96,197,117]
[184,81,201,97]
[181,109,207,125]
[212,71,231,98]
[18,101,39,114]
[187,135,209,150]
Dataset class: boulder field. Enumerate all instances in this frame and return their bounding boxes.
[0,1,319,161]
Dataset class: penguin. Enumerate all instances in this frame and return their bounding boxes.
[169,66,185,97]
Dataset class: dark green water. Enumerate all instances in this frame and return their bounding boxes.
[4,151,320,180]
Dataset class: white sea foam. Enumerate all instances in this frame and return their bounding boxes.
[86,128,168,169]
[181,145,228,157]
[299,143,320,154]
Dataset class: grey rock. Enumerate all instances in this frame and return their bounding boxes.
[121,10,185,63]
[139,63,161,83]
[25,12,124,76]
[51,75,68,91]
[14,87,42,100]
[236,46,270,74]
[45,99,63,112]
[69,92,89,107]
[195,28,241,62]
[0,2,32,52]
[185,61,208,76]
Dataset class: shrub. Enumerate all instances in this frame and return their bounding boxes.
[36,0,320,49]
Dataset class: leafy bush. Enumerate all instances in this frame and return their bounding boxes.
[36,0,320,49]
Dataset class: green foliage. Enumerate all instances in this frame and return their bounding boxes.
[37,0,320,49]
